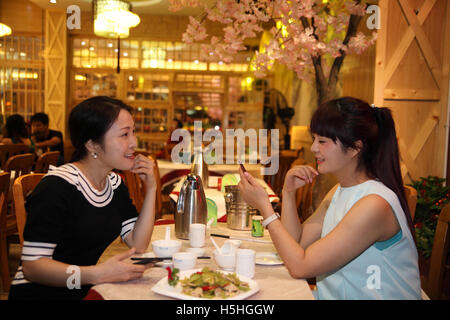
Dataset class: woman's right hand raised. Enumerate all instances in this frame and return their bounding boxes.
[94,248,152,284]
[283,165,319,193]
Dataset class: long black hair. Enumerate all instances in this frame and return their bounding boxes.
[310,97,415,239]
[69,96,133,162]
[4,114,29,141]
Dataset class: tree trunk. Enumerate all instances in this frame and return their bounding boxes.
[312,12,364,107]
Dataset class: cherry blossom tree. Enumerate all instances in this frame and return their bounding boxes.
[169,0,377,105]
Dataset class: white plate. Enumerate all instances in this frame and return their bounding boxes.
[151,268,260,300]
[255,252,283,266]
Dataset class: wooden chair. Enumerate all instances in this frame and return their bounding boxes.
[12,173,45,247]
[3,154,35,249]
[422,203,450,299]
[404,185,418,221]
[0,172,12,291]
[295,164,317,223]
[264,148,304,198]
[0,144,30,170]
[122,156,162,217]
[34,151,60,173]
[4,154,35,181]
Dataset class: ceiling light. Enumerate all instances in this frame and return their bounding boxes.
[93,0,141,39]
[0,23,12,37]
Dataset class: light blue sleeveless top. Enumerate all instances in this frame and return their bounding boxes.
[315,180,422,300]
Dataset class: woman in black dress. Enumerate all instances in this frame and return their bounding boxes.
[9,96,157,300]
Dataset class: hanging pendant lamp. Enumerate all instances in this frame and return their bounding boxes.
[93,0,140,39]
[93,0,140,73]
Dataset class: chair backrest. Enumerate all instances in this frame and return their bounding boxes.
[293,162,316,222]
[0,144,30,170]
[122,155,162,215]
[122,171,145,212]
[0,171,11,225]
[34,151,60,173]
[4,153,35,181]
[0,172,11,234]
[0,172,11,291]
[404,185,418,221]
[12,173,45,246]
[264,148,304,197]
[424,203,450,300]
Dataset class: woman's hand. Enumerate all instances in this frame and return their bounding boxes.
[237,168,273,218]
[93,248,153,284]
[283,165,319,193]
[131,154,157,192]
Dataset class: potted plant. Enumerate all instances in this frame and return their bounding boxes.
[409,176,450,276]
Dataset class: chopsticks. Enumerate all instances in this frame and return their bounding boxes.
[131,256,211,264]
[211,233,272,244]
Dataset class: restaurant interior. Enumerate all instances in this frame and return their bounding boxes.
[0,0,449,300]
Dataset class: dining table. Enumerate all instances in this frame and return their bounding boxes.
[86,223,315,300]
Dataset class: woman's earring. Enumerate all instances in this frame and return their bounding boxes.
[91,152,98,159]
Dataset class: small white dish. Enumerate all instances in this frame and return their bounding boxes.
[255,252,283,266]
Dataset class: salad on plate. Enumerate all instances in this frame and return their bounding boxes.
[166,266,250,299]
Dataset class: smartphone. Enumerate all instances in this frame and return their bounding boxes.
[239,163,247,173]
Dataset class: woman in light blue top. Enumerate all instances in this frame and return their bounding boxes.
[238,97,422,299]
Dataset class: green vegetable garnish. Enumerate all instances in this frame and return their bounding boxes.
[166,267,179,287]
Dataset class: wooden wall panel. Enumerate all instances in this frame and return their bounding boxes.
[341,45,376,104]
[45,10,67,136]
[374,0,450,183]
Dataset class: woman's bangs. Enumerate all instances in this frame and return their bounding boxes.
[310,105,342,142]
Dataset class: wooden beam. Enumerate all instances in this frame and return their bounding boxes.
[374,0,389,106]
[384,88,440,101]
[398,137,421,179]
[409,113,439,160]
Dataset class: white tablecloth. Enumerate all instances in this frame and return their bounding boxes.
[90,223,315,300]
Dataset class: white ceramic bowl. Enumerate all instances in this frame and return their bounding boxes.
[214,249,236,271]
[152,239,182,257]
[173,252,197,271]
[186,247,206,257]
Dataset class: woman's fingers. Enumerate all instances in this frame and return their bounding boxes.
[290,165,319,183]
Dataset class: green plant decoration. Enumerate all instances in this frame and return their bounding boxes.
[409,176,449,259]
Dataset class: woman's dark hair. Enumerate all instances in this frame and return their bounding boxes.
[310,97,415,239]
[173,118,183,129]
[4,114,29,141]
[69,96,133,162]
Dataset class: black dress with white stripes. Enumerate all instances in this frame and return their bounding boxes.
[8,164,139,300]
